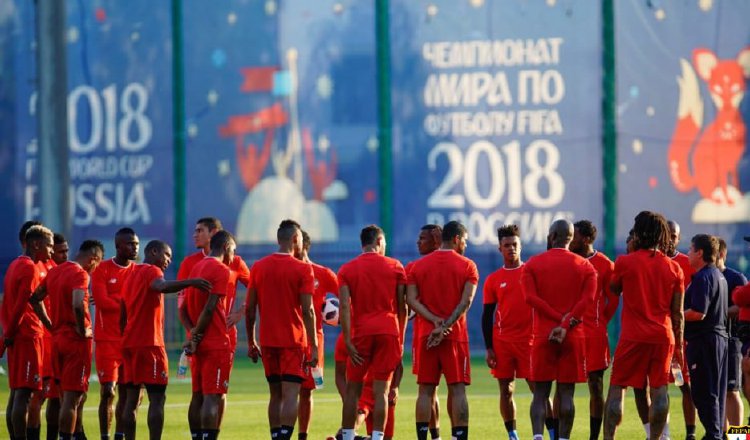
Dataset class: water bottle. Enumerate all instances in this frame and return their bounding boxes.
[177,350,189,380]
[311,367,324,389]
[671,360,684,387]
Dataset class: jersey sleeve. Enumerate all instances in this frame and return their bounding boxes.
[299,263,314,295]
[4,264,39,339]
[235,256,251,287]
[145,266,165,292]
[320,267,339,295]
[394,260,407,285]
[570,261,597,322]
[465,260,479,285]
[601,260,619,322]
[337,264,350,290]
[482,272,497,305]
[176,257,191,281]
[685,273,710,314]
[91,266,119,312]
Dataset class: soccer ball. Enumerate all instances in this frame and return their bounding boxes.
[321,297,340,326]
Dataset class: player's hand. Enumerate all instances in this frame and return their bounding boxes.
[307,349,319,369]
[548,326,566,344]
[183,340,197,355]
[247,341,261,363]
[427,326,445,348]
[388,386,399,406]
[189,328,204,343]
[729,305,740,319]
[485,348,497,369]
[672,347,684,368]
[192,278,212,292]
[346,341,364,366]
[227,309,243,327]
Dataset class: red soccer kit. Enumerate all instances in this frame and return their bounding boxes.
[2,256,43,390]
[301,262,338,390]
[583,251,616,373]
[91,259,135,383]
[121,264,169,386]
[483,264,531,379]
[226,255,250,350]
[250,253,314,381]
[42,262,93,392]
[37,259,58,397]
[522,248,597,383]
[408,249,479,385]
[185,257,232,394]
[177,250,207,308]
[670,251,695,381]
[609,249,684,388]
[338,253,406,382]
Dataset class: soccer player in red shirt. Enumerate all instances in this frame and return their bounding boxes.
[338,224,406,440]
[522,219,597,440]
[30,239,104,440]
[177,217,223,314]
[52,233,69,265]
[2,224,53,440]
[245,219,317,440]
[569,220,617,440]
[407,221,479,440]
[91,228,139,440]
[602,211,684,440]
[481,225,533,440]
[296,230,338,440]
[119,240,210,440]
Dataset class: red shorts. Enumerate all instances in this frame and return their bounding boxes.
[334,334,347,363]
[585,332,611,373]
[261,346,306,382]
[53,336,92,392]
[359,381,396,438]
[491,337,531,380]
[7,336,43,390]
[347,335,402,383]
[302,334,325,390]
[411,328,421,375]
[95,340,123,384]
[43,376,60,400]
[529,336,586,383]
[42,334,54,378]
[610,340,673,389]
[669,340,690,384]
[191,349,232,394]
[416,338,471,385]
[122,346,169,386]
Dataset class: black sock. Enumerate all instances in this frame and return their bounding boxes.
[686,425,696,437]
[590,417,602,440]
[504,420,516,433]
[554,418,560,440]
[545,417,555,430]
[59,434,74,440]
[201,429,219,440]
[452,426,468,440]
[297,433,307,440]
[74,432,87,440]
[100,435,109,440]
[27,426,41,440]
[113,434,124,440]
[279,425,294,440]
[416,422,429,440]
[47,426,59,440]
[429,427,440,439]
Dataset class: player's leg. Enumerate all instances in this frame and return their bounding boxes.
[335,361,347,400]
[10,388,32,439]
[530,381,553,438]
[199,393,223,440]
[557,382,576,440]
[188,392,203,438]
[99,382,116,438]
[649,385,670,440]
[587,369,605,440]
[46,393,60,440]
[416,384,437,440]
[298,388,313,439]
[602,384,625,440]
[144,385,167,440]
[121,385,141,440]
[679,383,696,440]
[5,389,14,439]
[27,390,44,439]
[726,336,743,427]
[279,380,302,440]
[58,390,84,439]
[267,381,282,436]
[428,386,440,439]
[633,387,651,438]
[742,349,750,423]
[498,379,518,438]
[113,382,128,440]
[73,392,86,438]
[447,383,469,440]
[370,379,392,437]
[342,380,365,435]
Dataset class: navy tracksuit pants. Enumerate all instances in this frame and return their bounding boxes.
[686,333,728,440]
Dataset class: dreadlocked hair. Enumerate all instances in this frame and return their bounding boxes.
[632,211,671,254]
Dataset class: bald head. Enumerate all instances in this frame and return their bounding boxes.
[667,219,681,249]
[548,219,573,249]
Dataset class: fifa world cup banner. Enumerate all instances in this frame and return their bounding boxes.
[389,0,603,257]
[5,1,174,246]
[183,1,379,254]
[616,2,750,257]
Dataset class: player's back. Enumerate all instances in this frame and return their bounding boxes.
[45,261,90,338]
[185,257,231,351]
[121,263,165,348]
[583,251,615,333]
[522,248,596,338]
[251,253,314,348]
[1,256,43,337]
[338,252,405,337]
[614,249,683,344]
[311,262,338,334]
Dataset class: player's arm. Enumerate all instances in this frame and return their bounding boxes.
[601,266,620,322]
[7,274,42,341]
[29,282,52,332]
[91,269,120,313]
[339,285,363,365]
[72,288,92,338]
[244,287,260,362]
[396,284,407,342]
[151,277,211,294]
[568,265,598,328]
[732,283,750,307]
[119,299,127,335]
[300,292,318,367]
[405,284,442,326]
[482,302,497,368]
[684,276,708,321]
[428,281,477,348]
[670,284,685,363]
[184,293,221,354]
[522,266,565,322]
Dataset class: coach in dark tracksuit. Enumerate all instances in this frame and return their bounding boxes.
[684,234,728,440]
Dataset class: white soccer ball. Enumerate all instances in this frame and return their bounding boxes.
[322,297,340,326]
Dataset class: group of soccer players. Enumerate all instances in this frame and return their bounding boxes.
[1,210,747,440]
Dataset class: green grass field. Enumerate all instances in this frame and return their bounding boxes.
[0,354,727,439]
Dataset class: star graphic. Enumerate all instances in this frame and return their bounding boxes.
[318,135,330,153]
[217,160,231,177]
[366,136,379,153]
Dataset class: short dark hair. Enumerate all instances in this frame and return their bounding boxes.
[718,237,727,256]
[79,240,105,257]
[53,233,67,245]
[277,219,301,243]
[115,227,136,237]
[442,221,467,242]
[25,225,53,244]
[574,220,597,241]
[19,220,42,244]
[144,240,168,255]
[691,234,718,264]
[210,230,235,253]
[421,224,442,234]
[360,225,384,247]
[301,230,311,250]
[497,224,520,241]
[197,217,223,232]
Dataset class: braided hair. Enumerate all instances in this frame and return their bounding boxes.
[632,211,671,254]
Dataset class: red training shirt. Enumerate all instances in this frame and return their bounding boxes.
[226,255,251,347]
[91,259,135,342]
[1,256,43,339]
[671,252,695,291]
[185,257,231,352]
[121,264,166,348]
[612,249,684,344]
[522,248,597,339]
[43,261,91,339]
[177,250,207,308]
[338,253,406,338]
[312,262,338,336]
[408,249,479,342]
[583,251,617,336]
[482,264,530,342]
